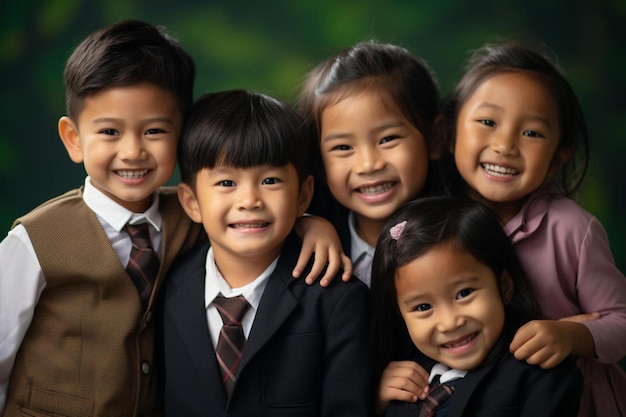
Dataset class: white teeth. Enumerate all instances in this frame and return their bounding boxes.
[117,169,149,179]
[358,182,394,195]
[443,333,475,348]
[232,223,268,229]
[481,163,519,177]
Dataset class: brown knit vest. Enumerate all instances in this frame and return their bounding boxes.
[2,187,202,417]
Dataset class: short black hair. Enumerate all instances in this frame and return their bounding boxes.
[63,19,195,120]
[178,89,315,187]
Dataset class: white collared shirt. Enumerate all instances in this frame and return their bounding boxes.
[0,177,161,410]
[204,247,276,348]
[429,362,468,384]
[348,211,374,288]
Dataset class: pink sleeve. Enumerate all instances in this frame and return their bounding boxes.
[575,217,626,363]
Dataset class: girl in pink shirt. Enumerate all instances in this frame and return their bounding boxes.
[435,40,626,416]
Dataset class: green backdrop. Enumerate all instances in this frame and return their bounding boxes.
[1,0,624,275]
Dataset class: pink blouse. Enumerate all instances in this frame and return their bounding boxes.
[504,188,626,416]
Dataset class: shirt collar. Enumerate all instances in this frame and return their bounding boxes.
[429,362,467,384]
[348,211,375,261]
[82,176,162,232]
[204,247,276,311]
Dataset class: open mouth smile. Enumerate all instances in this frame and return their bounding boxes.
[116,169,150,179]
[481,163,519,178]
[230,222,269,229]
[356,182,395,195]
[442,332,477,349]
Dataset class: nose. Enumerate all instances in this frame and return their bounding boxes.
[490,128,518,156]
[435,304,465,333]
[237,183,262,210]
[354,146,385,174]
[119,135,146,160]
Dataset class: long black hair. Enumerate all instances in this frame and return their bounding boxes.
[371,196,541,382]
[436,40,589,198]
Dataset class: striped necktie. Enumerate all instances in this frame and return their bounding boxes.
[214,295,250,397]
[418,383,455,417]
[124,223,160,306]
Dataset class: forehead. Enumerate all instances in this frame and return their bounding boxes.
[77,83,182,122]
[395,244,497,293]
[464,72,559,122]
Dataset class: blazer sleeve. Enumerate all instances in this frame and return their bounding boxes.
[518,359,583,417]
[322,281,372,417]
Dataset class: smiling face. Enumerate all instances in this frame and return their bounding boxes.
[454,71,564,222]
[59,83,181,213]
[320,90,429,244]
[179,164,313,285]
[395,243,507,371]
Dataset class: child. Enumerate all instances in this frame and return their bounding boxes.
[160,89,371,416]
[437,41,626,416]
[0,21,348,416]
[298,40,440,287]
[372,196,582,416]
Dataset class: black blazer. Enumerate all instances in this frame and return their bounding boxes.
[158,234,372,417]
[385,354,582,417]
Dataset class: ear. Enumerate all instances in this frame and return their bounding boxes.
[177,182,203,224]
[58,116,84,164]
[297,175,314,217]
[549,146,572,176]
[501,270,515,304]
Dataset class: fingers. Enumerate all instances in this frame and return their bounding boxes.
[303,250,328,286]
[340,253,353,282]
[559,312,601,323]
[510,320,571,369]
[291,240,316,281]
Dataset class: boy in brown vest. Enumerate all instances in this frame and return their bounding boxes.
[0,20,348,417]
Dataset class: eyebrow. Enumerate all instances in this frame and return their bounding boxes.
[322,121,406,142]
[91,116,175,124]
[475,102,554,127]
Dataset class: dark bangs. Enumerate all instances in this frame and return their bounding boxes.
[179,90,314,185]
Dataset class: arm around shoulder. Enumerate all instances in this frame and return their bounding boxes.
[576,216,626,362]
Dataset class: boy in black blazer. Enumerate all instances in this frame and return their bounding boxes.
[159,89,371,416]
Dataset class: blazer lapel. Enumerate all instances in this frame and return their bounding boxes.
[448,363,493,417]
[237,249,298,372]
[167,246,227,410]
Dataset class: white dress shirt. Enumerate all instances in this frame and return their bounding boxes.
[203,247,276,348]
[0,177,161,410]
[348,211,374,288]
[429,362,468,384]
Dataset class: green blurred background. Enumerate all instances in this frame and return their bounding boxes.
[1,0,624,273]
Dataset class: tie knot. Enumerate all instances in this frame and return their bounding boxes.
[214,295,250,325]
[125,223,151,249]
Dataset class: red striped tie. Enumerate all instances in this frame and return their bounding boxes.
[418,384,455,417]
[125,223,160,307]
[214,295,250,397]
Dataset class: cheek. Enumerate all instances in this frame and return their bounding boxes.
[322,159,347,187]
[402,315,429,346]
[482,303,506,344]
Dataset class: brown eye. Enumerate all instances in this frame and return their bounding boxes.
[456,288,474,299]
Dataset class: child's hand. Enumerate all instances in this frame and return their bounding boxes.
[559,312,601,324]
[293,215,352,286]
[376,361,429,415]
[510,316,598,369]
